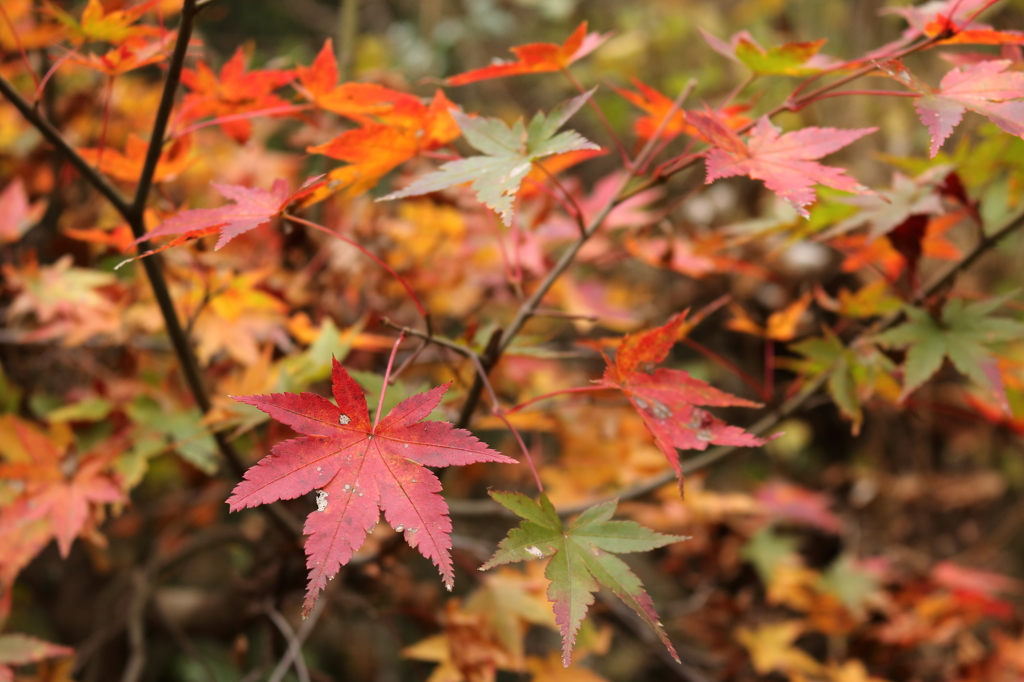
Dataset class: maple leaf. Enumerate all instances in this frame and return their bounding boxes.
[68,32,174,76]
[737,621,824,677]
[613,78,752,141]
[0,633,73,682]
[78,133,192,184]
[305,90,460,202]
[879,0,1024,50]
[227,358,515,615]
[46,0,161,46]
[380,90,599,226]
[296,39,411,120]
[122,176,324,265]
[700,29,840,76]
[179,47,295,144]
[447,22,608,85]
[0,179,43,244]
[0,415,123,560]
[874,294,1024,404]
[726,292,813,342]
[688,111,876,217]
[597,313,771,488]
[819,167,950,240]
[482,491,684,667]
[0,0,64,51]
[790,329,897,434]
[883,60,1024,157]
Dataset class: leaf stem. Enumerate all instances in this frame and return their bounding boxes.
[375,331,407,430]
[562,69,631,168]
[506,385,610,414]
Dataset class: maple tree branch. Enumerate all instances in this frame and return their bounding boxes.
[0,75,133,216]
[455,80,695,429]
[449,205,1024,518]
[264,599,320,682]
[0,6,306,541]
[132,0,195,217]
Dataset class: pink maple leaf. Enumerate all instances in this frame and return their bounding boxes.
[227,358,516,614]
[907,59,1024,156]
[688,111,876,218]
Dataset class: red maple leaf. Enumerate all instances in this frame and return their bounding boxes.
[886,59,1024,157]
[688,111,876,217]
[226,358,516,614]
[447,21,608,85]
[122,176,325,265]
[179,47,295,143]
[597,313,770,490]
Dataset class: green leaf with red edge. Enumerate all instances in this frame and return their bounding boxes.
[0,632,73,682]
[874,295,1024,407]
[699,29,839,76]
[227,358,516,615]
[378,90,598,225]
[481,491,685,667]
[598,312,771,490]
[688,110,876,218]
[45,0,160,45]
[118,176,325,267]
[446,21,608,86]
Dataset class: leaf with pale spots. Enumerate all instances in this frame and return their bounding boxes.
[379,90,599,226]
[482,491,685,667]
[598,312,772,491]
[226,358,516,615]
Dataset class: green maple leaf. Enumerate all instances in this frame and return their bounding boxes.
[481,491,685,666]
[791,329,896,434]
[379,90,599,225]
[874,294,1024,403]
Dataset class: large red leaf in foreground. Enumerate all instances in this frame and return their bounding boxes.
[227,359,516,614]
[598,313,771,490]
[688,111,876,217]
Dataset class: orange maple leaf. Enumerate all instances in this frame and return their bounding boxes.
[78,133,192,183]
[447,21,608,85]
[69,33,174,76]
[306,90,460,201]
[179,47,295,143]
[296,39,410,121]
[614,77,753,141]
[0,416,122,560]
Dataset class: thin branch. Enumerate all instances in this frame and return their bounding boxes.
[448,205,1024,518]
[266,598,326,682]
[0,75,132,216]
[0,5,303,540]
[264,603,312,682]
[455,79,696,428]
